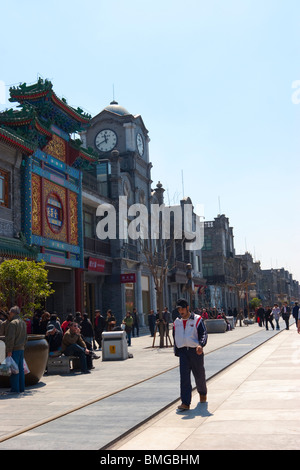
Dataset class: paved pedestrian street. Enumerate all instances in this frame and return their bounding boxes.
[0,320,299,451]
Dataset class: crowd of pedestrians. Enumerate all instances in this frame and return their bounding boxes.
[1,299,299,398]
[255,301,299,331]
[29,307,144,354]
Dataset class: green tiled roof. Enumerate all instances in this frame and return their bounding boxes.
[0,236,37,259]
[0,126,36,153]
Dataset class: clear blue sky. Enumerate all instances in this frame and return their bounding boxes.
[1,0,300,280]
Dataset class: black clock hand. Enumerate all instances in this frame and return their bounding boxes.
[98,134,109,145]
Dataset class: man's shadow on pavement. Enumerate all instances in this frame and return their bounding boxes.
[176,402,213,419]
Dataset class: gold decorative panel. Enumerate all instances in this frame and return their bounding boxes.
[31,173,41,235]
[69,191,78,245]
[44,134,66,162]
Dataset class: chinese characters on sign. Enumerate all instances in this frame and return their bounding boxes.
[46,194,63,233]
[120,273,136,283]
[88,257,106,272]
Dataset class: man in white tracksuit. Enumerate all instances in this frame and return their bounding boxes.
[173,298,208,411]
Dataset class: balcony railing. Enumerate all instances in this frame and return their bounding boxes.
[82,173,110,198]
[82,173,98,192]
[84,237,111,256]
[122,242,138,261]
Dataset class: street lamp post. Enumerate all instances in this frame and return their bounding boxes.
[236,280,256,318]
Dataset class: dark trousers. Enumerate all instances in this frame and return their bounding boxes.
[132,323,139,337]
[63,344,91,371]
[10,350,25,393]
[95,330,103,348]
[265,318,274,330]
[148,319,155,336]
[178,347,207,406]
[283,315,290,330]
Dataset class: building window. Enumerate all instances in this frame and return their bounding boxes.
[196,254,202,273]
[202,235,212,251]
[96,160,111,198]
[0,169,9,208]
[203,263,213,278]
[83,211,94,238]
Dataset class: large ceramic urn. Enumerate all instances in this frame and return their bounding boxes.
[0,334,49,387]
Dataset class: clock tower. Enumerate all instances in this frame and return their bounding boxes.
[84,100,154,324]
[86,100,150,163]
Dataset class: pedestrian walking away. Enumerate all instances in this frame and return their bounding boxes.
[237,309,244,327]
[155,309,166,348]
[281,302,291,330]
[94,310,106,349]
[80,312,95,350]
[173,298,208,411]
[297,313,300,334]
[293,302,299,329]
[132,308,139,337]
[5,306,27,393]
[163,307,171,332]
[105,310,116,332]
[122,311,133,346]
[272,303,281,330]
[256,304,265,327]
[147,309,156,337]
[264,306,274,330]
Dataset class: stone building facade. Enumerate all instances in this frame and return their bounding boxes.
[201,214,237,310]
[202,214,300,312]
[1,79,297,324]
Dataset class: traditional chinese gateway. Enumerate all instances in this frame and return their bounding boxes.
[0,79,97,313]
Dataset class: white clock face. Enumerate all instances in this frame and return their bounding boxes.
[95,129,117,152]
[136,133,144,156]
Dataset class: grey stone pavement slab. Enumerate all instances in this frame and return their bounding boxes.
[0,319,296,450]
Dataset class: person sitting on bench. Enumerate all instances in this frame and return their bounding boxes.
[62,322,99,374]
[45,324,63,357]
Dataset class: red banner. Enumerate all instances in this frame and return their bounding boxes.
[120,273,136,283]
[88,257,105,272]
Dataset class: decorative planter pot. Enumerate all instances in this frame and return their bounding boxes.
[204,319,227,333]
[0,334,49,388]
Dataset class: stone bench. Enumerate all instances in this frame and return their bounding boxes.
[204,319,227,333]
[46,355,80,374]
